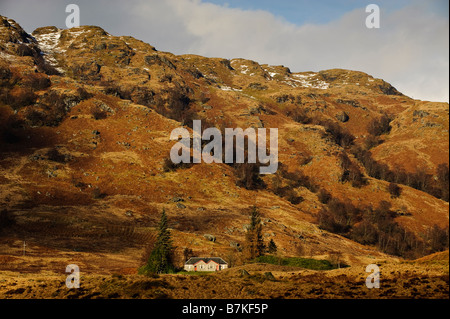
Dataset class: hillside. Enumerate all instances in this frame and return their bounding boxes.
[0,16,448,299]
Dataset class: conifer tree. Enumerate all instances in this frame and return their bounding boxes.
[245,206,265,259]
[267,238,277,254]
[140,209,175,274]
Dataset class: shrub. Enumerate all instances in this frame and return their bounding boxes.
[318,189,332,204]
[248,82,268,91]
[320,119,355,147]
[76,87,93,100]
[271,173,304,204]
[285,190,304,205]
[7,87,37,110]
[426,225,449,252]
[162,155,193,172]
[16,43,35,57]
[367,115,392,136]
[234,162,266,190]
[388,182,402,198]
[364,134,381,150]
[317,196,363,235]
[317,209,349,234]
[22,73,51,91]
[92,188,107,199]
[276,164,319,193]
[350,220,378,245]
[436,164,449,202]
[267,239,277,254]
[101,81,122,97]
[0,64,11,81]
[46,147,71,163]
[338,153,367,188]
[130,86,154,106]
[152,86,195,126]
[285,107,312,124]
[92,108,108,120]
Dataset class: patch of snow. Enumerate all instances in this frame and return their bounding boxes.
[240,65,249,74]
[34,30,62,52]
[292,74,311,79]
[220,85,232,91]
[34,29,63,68]
[219,85,242,92]
[68,30,85,38]
[287,73,329,90]
[263,68,278,79]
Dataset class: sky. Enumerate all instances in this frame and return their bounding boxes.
[0,0,448,102]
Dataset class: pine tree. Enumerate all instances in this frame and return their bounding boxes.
[245,206,265,259]
[140,209,175,274]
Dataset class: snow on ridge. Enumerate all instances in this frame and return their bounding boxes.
[240,65,249,75]
[34,29,62,53]
[286,73,330,90]
[67,30,86,39]
[34,29,63,69]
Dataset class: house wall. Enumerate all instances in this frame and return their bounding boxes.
[184,259,228,272]
[184,264,194,271]
[195,260,214,271]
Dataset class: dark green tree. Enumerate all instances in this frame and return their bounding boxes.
[245,206,265,259]
[140,209,175,274]
[267,238,277,254]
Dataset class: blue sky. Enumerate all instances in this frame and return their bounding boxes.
[203,0,448,25]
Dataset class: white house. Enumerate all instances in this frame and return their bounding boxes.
[184,257,228,272]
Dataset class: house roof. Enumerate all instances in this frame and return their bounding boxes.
[185,257,228,265]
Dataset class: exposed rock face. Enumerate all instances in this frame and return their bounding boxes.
[335,111,350,123]
[203,234,216,242]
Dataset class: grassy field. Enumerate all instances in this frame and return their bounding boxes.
[0,254,448,299]
[253,255,344,270]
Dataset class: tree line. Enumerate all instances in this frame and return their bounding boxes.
[284,106,449,202]
[317,194,449,259]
